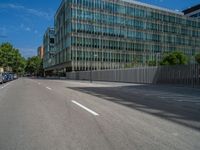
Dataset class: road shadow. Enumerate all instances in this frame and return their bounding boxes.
[68,84,200,131]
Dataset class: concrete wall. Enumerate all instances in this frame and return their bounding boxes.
[66,64,200,86]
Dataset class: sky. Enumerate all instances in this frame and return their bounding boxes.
[0,0,199,58]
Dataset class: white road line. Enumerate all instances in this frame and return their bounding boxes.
[46,87,52,90]
[3,83,10,88]
[72,100,99,116]
[1,83,11,89]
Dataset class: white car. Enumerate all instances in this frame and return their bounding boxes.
[14,74,18,79]
[0,73,3,84]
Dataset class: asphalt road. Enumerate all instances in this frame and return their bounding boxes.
[0,78,200,150]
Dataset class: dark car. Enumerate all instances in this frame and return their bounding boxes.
[2,73,8,82]
[2,72,14,82]
[8,73,14,81]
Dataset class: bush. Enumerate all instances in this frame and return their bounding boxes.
[195,53,200,64]
[160,51,188,66]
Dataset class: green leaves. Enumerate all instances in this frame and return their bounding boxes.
[148,60,157,66]
[195,53,200,64]
[0,42,45,76]
[160,51,188,66]
[0,42,26,74]
[25,56,43,76]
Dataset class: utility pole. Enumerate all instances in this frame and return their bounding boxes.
[156,52,160,66]
[90,52,92,83]
[90,53,98,83]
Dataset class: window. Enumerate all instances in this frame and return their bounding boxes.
[50,38,54,44]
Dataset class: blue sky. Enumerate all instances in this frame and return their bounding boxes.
[0,0,199,58]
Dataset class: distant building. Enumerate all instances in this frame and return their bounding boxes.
[0,67,4,73]
[37,46,44,59]
[0,67,12,72]
[43,0,200,73]
[4,67,12,72]
[43,27,55,70]
[183,4,200,18]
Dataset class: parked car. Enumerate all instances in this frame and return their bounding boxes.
[1,72,17,83]
[4,72,10,82]
[3,72,11,82]
[13,74,18,79]
[8,73,14,81]
[0,73,3,84]
[2,73,8,83]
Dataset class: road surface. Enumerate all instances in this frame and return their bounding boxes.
[0,78,200,150]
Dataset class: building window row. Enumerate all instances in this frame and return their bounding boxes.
[71,23,199,46]
[71,9,200,36]
[71,50,135,62]
[71,0,200,28]
[71,36,196,53]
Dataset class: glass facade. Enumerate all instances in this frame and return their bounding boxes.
[190,12,200,18]
[43,28,55,69]
[183,4,200,19]
[54,0,200,71]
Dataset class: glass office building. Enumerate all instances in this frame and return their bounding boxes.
[52,0,200,72]
[183,4,200,19]
[43,28,55,69]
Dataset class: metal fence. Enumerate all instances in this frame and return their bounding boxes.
[66,64,200,86]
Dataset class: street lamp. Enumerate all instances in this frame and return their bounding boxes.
[87,12,98,83]
[155,52,161,66]
[90,53,98,83]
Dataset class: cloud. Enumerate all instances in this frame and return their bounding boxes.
[25,27,31,31]
[20,24,24,28]
[20,23,39,34]
[18,47,37,58]
[0,3,53,20]
[34,30,38,34]
[0,27,8,38]
[20,24,29,31]
[0,35,7,39]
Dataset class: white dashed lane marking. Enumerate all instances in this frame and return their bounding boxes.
[72,100,99,116]
[0,83,11,89]
[46,87,52,90]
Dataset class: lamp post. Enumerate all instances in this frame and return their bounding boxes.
[90,53,98,83]
[156,52,161,66]
[88,12,97,83]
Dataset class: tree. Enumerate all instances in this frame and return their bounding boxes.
[25,56,43,76]
[147,60,157,66]
[195,53,200,64]
[0,42,26,74]
[160,51,188,66]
